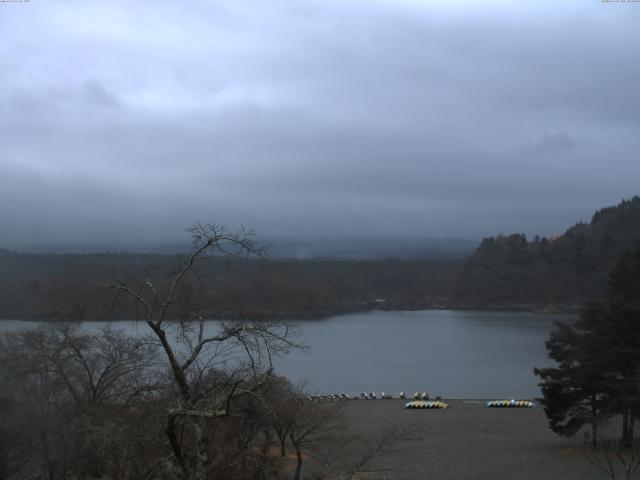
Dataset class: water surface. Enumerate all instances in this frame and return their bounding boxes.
[0,310,573,398]
[276,310,572,398]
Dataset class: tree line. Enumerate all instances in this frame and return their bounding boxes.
[0,250,460,321]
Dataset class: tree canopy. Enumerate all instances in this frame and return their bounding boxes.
[535,245,640,446]
[455,196,640,308]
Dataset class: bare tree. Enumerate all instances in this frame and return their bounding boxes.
[258,375,301,458]
[0,322,161,480]
[307,425,406,480]
[586,439,640,479]
[286,400,342,480]
[0,394,27,480]
[96,223,301,480]
[584,421,640,479]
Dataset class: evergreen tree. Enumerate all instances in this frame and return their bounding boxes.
[534,315,609,445]
[535,247,640,445]
[595,248,640,445]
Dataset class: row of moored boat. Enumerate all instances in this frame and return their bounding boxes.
[305,393,536,409]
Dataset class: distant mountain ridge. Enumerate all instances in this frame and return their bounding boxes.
[452,196,640,309]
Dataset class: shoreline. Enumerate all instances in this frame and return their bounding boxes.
[0,303,580,322]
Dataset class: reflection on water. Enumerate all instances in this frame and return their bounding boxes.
[0,310,575,398]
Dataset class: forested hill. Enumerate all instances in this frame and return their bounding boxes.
[451,196,640,310]
[2,197,640,320]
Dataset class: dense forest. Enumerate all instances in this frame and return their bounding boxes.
[1,196,640,320]
[0,250,460,320]
[452,196,640,310]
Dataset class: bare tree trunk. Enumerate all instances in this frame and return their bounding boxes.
[194,422,209,480]
[293,445,302,480]
[40,430,55,480]
[623,411,631,447]
[166,415,187,476]
[280,437,286,458]
[591,395,598,447]
[149,323,191,400]
[261,429,271,457]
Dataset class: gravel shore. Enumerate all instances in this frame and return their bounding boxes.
[339,399,603,480]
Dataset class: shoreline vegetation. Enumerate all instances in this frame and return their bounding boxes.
[0,302,581,323]
[0,196,638,322]
[0,305,582,325]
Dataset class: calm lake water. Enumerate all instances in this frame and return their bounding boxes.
[0,310,574,399]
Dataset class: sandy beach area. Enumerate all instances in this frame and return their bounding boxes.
[338,399,604,480]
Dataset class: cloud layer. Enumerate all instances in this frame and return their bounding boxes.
[1,0,639,247]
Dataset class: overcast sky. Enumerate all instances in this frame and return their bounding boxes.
[1,0,639,249]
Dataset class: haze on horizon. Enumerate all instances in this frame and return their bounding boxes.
[1,0,639,250]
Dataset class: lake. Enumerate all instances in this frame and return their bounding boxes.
[0,309,573,399]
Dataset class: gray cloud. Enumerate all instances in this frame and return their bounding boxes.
[1,0,639,248]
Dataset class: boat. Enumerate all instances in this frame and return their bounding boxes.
[405,400,448,409]
[486,399,534,408]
